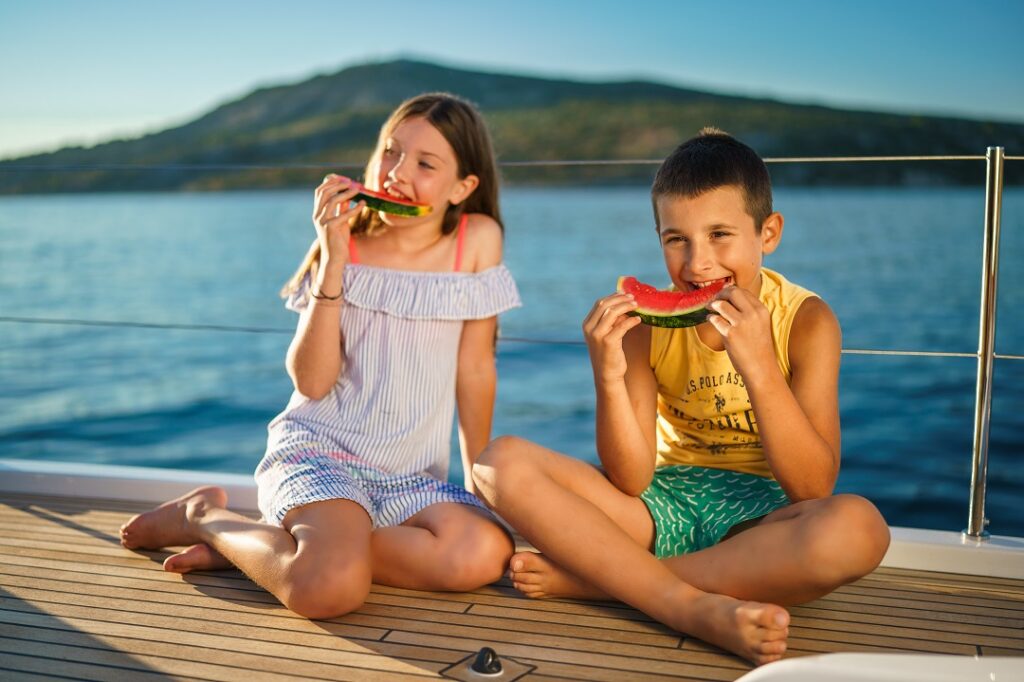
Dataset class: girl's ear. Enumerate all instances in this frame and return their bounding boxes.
[760,212,783,254]
[448,174,480,206]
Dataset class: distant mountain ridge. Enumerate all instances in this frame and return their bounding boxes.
[2,58,1021,193]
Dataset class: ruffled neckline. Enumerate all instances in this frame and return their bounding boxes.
[287,264,521,321]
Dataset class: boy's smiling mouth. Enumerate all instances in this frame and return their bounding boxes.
[686,276,732,291]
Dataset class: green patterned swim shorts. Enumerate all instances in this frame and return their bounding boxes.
[640,465,790,558]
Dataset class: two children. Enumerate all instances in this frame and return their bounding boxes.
[122,103,889,666]
[473,128,890,665]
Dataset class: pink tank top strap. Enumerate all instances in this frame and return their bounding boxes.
[348,235,360,264]
[453,213,468,272]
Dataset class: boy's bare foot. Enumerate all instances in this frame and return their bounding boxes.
[509,551,606,599]
[120,486,228,550]
[681,593,789,666]
[164,543,232,573]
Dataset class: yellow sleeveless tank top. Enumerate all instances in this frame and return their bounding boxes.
[650,268,816,478]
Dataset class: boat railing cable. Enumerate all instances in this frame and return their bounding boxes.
[0,150,1016,538]
[6,314,1022,359]
[0,154,988,172]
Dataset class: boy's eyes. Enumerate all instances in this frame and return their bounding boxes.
[662,232,731,246]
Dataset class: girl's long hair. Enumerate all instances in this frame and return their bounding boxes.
[281,93,502,297]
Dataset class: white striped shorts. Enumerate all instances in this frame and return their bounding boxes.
[255,447,488,528]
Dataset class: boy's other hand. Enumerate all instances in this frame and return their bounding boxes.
[707,287,776,382]
[583,293,642,385]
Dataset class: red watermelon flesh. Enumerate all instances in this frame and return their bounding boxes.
[352,183,432,216]
[616,276,727,328]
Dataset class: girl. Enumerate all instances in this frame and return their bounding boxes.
[120,93,521,619]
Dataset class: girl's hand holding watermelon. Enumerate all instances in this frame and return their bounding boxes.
[312,174,365,269]
[706,286,776,383]
[582,292,642,384]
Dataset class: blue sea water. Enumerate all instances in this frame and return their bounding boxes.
[1,186,1022,536]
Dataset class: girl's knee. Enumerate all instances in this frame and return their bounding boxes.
[436,524,513,591]
[283,556,372,620]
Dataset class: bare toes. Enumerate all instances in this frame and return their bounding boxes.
[164,543,231,574]
[511,571,541,585]
[516,585,546,599]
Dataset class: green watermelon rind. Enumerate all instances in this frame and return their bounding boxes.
[354,191,432,217]
[627,309,711,328]
[616,275,722,327]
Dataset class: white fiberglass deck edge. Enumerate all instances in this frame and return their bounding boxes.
[735,653,1024,682]
[1,458,1023,579]
[883,526,1024,580]
[0,458,258,510]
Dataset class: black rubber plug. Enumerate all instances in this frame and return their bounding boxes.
[470,646,502,675]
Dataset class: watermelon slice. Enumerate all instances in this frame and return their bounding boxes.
[353,183,432,217]
[617,276,726,328]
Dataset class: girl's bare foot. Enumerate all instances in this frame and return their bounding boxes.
[163,543,232,573]
[120,486,228,550]
[509,551,606,599]
[680,593,790,666]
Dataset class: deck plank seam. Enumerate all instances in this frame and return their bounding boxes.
[5,563,1024,646]
[1,580,693,647]
[0,629,449,680]
[0,607,499,669]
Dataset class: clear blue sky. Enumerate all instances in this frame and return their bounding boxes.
[1,0,1021,160]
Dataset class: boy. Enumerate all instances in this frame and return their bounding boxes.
[472,128,890,666]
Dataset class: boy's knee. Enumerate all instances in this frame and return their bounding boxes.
[473,435,533,501]
[843,495,890,565]
[283,556,371,620]
[807,494,890,582]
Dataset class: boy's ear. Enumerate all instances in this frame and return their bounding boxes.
[760,212,783,254]
[449,174,480,206]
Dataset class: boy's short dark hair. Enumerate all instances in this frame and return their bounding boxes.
[651,127,773,232]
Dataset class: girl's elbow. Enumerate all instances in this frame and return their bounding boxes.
[289,369,335,400]
[292,379,330,400]
[300,384,333,401]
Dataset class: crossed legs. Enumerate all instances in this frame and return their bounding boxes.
[472,436,890,665]
[120,488,512,619]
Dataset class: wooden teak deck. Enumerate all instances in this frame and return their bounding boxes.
[1,492,1022,681]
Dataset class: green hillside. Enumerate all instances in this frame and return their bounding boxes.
[1,58,1021,193]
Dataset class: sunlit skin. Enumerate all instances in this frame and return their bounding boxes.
[310,117,481,276]
[658,186,777,295]
[657,186,780,358]
[121,108,514,625]
[473,182,889,667]
[376,116,479,224]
